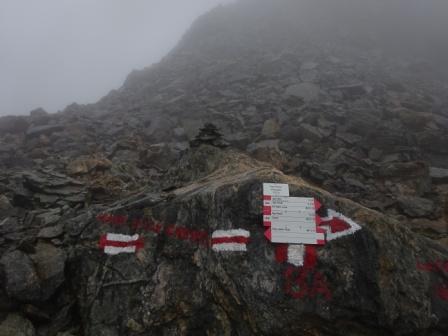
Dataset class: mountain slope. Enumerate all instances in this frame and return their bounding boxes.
[1,0,448,334]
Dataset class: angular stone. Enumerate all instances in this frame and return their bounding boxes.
[37,223,64,239]
[368,148,383,161]
[29,107,48,119]
[430,167,448,184]
[36,210,61,226]
[0,314,35,336]
[66,156,112,175]
[336,132,362,145]
[173,127,186,139]
[284,83,320,102]
[379,161,428,179]
[26,125,64,138]
[247,139,279,152]
[0,250,41,301]
[31,243,66,301]
[0,194,12,211]
[397,196,435,218]
[298,123,325,142]
[261,118,280,138]
[332,83,367,99]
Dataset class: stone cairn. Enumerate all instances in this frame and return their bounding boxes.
[190,123,229,148]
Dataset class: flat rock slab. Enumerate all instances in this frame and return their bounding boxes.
[430,167,448,184]
[285,83,320,102]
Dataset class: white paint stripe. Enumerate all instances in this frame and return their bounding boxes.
[104,246,137,255]
[212,243,247,252]
[212,229,250,238]
[287,244,305,266]
[106,233,139,242]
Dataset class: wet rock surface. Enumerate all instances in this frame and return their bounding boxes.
[1,0,448,334]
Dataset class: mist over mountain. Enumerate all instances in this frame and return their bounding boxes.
[0,0,233,116]
[1,0,448,335]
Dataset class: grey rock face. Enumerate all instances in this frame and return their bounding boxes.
[430,167,448,184]
[66,148,447,335]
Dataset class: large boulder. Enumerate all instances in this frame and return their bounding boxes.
[0,244,66,302]
[31,242,67,301]
[65,147,448,335]
[0,250,41,301]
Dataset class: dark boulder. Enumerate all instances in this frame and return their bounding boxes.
[0,250,41,301]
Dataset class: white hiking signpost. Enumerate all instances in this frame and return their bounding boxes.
[263,183,324,245]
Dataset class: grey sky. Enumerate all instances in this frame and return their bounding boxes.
[0,0,233,116]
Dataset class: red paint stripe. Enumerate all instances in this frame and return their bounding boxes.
[304,245,317,269]
[99,234,107,247]
[263,206,272,215]
[211,236,249,245]
[436,284,448,301]
[165,225,176,236]
[263,221,271,227]
[96,214,128,225]
[264,228,272,241]
[175,227,190,240]
[275,244,288,263]
[417,262,435,272]
[327,218,351,233]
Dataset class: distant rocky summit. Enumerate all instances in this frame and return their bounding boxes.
[1,0,448,335]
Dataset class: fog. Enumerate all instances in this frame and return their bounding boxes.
[1,0,447,117]
[0,0,233,116]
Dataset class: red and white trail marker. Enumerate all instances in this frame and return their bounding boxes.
[99,233,144,255]
[262,183,362,248]
[211,229,250,252]
[319,209,361,241]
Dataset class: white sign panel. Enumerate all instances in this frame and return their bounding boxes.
[265,197,324,244]
[263,183,289,197]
